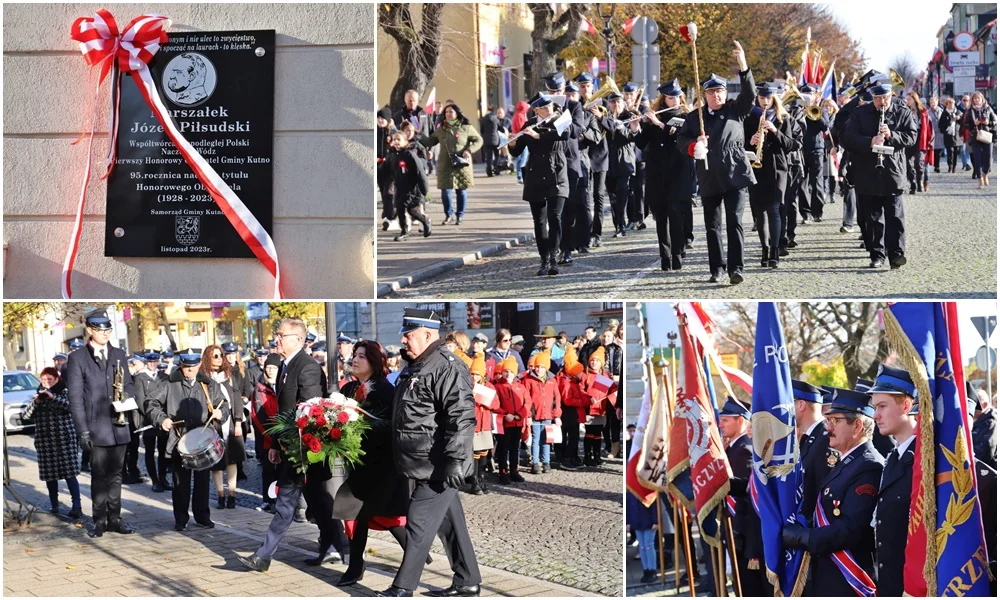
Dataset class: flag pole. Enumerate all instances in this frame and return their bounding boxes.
[673,501,681,594]
[724,510,743,596]
[656,493,667,585]
[709,532,723,596]
[679,505,696,597]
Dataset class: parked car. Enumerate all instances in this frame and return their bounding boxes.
[4,370,40,433]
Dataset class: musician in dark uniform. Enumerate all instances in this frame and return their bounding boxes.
[638,78,693,271]
[144,348,227,531]
[792,380,830,523]
[782,388,883,597]
[745,83,801,268]
[798,85,832,222]
[719,397,768,597]
[562,80,604,261]
[376,309,480,598]
[576,73,610,249]
[508,94,571,277]
[246,347,268,386]
[539,72,587,267]
[867,365,918,597]
[677,40,756,285]
[66,309,138,538]
[779,92,807,254]
[970,382,997,579]
[599,91,641,239]
[135,351,170,492]
[622,82,647,230]
[842,81,917,270]
[833,86,861,238]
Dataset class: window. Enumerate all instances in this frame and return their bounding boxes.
[3,372,40,393]
[189,322,206,336]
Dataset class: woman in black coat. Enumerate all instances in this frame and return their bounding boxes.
[509,95,571,277]
[22,367,82,517]
[337,340,424,586]
[638,78,693,271]
[745,85,801,268]
[939,97,964,173]
[203,345,247,510]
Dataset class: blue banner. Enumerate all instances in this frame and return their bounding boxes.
[749,302,808,596]
[888,302,991,597]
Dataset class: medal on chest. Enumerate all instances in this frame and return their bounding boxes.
[827,451,840,468]
[832,499,842,517]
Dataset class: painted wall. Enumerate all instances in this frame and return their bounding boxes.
[3,3,374,298]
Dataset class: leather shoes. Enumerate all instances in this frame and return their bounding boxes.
[87,524,106,538]
[889,255,907,270]
[375,586,413,597]
[425,584,482,597]
[337,561,365,586]
[174,523,187,532]
[869,259,885,269]
[729,271,744,285]
[238,553,271,573]
[194,519,215,528]
[107,522,135,534]
[304,550,342,566]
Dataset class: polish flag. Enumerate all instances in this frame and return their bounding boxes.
[579,17,597,35]
[622,16,639,35]
[473,383,496,406]
[423,86,436,114]
[588,374,613,398]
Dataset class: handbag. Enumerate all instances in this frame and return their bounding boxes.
[451,153,471,168]
[473,430,494,452]
[585,414,607,427]
[976,129,993,144]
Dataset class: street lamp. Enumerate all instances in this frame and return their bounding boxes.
[597,3,617,80]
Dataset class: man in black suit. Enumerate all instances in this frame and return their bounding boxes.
[238,318,342,571]
[377,309,480,598]
[719,397,768,597]
[66,309,138,538]
[782,389,883,597]
[793,379,830,523]
[868,365,917,597]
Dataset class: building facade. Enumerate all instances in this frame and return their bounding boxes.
[3,3,375,298]
[926,3,997,105]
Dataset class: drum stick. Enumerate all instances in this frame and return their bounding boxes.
[134,425,154,434]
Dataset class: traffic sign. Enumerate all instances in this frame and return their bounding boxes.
[975,345,996,372]
[950,51,980,67]
[971,315,997,343]
[630,16,659,44]
[954,31,975,51]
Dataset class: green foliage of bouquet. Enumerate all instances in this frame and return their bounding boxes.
[266,393,372,475]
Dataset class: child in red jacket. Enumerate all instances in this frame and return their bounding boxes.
[581,347,618,467]
[493,355,529,484]
[556,345,589,470]
[469,352,499,494]
[522,350,562,474]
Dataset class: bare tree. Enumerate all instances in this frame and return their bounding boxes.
[528,3,590,94]
[379,3,446,113]
[720,302,839,379]
[889,54,917,87]
[801,302,889,387]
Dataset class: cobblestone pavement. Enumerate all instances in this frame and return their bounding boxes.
[3,432,623,597]
[387,164,996,299]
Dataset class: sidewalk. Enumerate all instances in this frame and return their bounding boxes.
[3,440,600,597]
[376,165,536,296]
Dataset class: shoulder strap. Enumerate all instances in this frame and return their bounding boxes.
[201,382,214,412]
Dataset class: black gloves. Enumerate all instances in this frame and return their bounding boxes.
[781,523,810,550]
[79,431,93,452]
[443,460,466,489]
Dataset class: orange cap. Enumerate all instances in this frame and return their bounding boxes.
[470,352,486,377]
[528,349,552,371]
[589,346,606,370]
[501,355,519,374]
[563,345,584,376]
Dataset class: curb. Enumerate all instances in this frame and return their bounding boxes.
[377,232,535,297]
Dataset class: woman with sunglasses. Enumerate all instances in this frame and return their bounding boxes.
[202,345,247,510]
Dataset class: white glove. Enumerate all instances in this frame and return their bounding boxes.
[693,140,708,161]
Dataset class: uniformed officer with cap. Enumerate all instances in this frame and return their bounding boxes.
[797,84,832,222]
[855,377,895,456]
[377,308,481,597]
[53,352,68,371]
[66,308,138,537]
[843,79,917,270]
[782,388,883,597]
[576,72,612,248]
[541,71,588,267]
[247,347,269,385]
[304,332,317,355]
[792,379,831,523]
[867,364,918,597]
[599,89,641,239]
[621,81,647,230]
[562,79,604,260]
[136,350,170,492]
[676,41,757,285]
[719,397,768,596]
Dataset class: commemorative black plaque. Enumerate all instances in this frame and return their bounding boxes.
[105,29,275,257]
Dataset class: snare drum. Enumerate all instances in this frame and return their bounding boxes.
[177,427,225,471]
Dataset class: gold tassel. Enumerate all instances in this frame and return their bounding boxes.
[882,308,937,595]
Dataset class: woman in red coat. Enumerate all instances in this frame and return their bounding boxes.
[580,347,618,467]
[522,350,562,474]
[493,355,529,484]
[469,352,499,494]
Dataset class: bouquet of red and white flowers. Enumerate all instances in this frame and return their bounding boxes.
[266,392,372,474]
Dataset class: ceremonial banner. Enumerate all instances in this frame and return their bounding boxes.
[749,302,809,596]
[677,302,753,398]
[626,374,658,505]
[677,311,731,545]
[636,360,671,499]
[884,302,991,597]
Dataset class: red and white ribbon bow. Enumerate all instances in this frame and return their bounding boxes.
[66,10,282,299]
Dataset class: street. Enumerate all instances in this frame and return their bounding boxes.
[3,431,622,597]
[381,164,996,299]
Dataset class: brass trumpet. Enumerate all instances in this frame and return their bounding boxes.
[782,82,802,105]
[806,104,823,121]
[584,78,621,110]
[113,360,127,427]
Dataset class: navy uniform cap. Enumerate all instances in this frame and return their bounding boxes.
[530,95,554,110]
[607,91,623,101]
[855,378,874,393]
[658,78,683,97]
[756,83,775,97]
[825,388,875,418]
[702,73,727,90]
[268,340,277,349]
[622,82,639,93]
[400,308,441,334]
[870,82,892,97]
[792,379,823,403]
[311,341,327,354]
[868,364,917,398]
[720,397,751,420]
[129,354,144,364]
[84,309,113,330]
[53,352,68,361]
[860,90,874,103]
[565,82,579,94]
[305,332,317,343]
[161,350,174,358]
[336,334,356,345]
[221,342,239,354]
[820,385,836,405]
[156,362,168,371]
[143,351,160,362]
[574,72,594,85]
[69,339,85,349]
[386,345,401,358]
[640,94,649,103]
[179,348,203,366]
[799,84,816,94]
[542,71,565,90]
[255,348,269,357]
